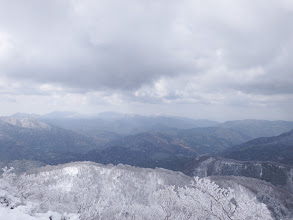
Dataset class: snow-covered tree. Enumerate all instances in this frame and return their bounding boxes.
[154,177,273,220]
[0,163,274,220]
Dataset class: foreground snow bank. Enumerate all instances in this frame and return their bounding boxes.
[0,207,79,220]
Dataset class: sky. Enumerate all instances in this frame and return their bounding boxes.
[0,0,293,121]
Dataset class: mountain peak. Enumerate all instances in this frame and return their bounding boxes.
[0,117,51,129]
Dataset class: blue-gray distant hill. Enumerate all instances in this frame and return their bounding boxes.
[41,112,219,136]
[219,119,293,139]
[0,117,103,163]
[223,129,293,165]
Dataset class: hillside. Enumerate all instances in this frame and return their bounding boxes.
[102,127,249,156]
[182,155,293,218]
[0,117,103,163]
[183,155,293,189]
[219,119,293,139]
[42,113,219,136]
[83,128,249,170]
[0,162,274,219]
[223,129,293,164]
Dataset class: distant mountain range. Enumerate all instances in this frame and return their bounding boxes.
[41,113,220,136]
[219,119,293,140]
[223,129,293,165]
[0,117,103,163]
[1,113,293,166]
[9,111,293,137]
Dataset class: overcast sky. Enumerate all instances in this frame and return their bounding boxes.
[0,0,292,121]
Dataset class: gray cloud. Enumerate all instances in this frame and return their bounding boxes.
[0,0,293,119]
[0,0,194,91]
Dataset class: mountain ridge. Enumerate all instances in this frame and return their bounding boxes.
[223,129,293,165]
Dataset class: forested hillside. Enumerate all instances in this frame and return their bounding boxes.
[223,129,293,164]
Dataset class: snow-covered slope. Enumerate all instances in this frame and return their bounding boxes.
[0,162,274,220]
[0,206,78,220]
[0,117,51,130]
[0,118,102,162]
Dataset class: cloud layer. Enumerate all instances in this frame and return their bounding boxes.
[0,0,292,120]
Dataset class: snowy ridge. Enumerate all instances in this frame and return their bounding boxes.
[0,117,51,130]
[0,162,274,220]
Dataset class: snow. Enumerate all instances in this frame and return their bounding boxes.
[0,207,39,220]
[0,117,51,129]
[0,162,274,220]
[63,167,79,176]
[0,207,79,220]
